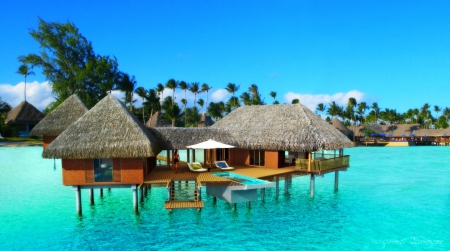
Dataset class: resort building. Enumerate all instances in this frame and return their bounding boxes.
[354,124,450,146]
[42,95,353,214]
[30,94,89,149]
[4,101,45,137]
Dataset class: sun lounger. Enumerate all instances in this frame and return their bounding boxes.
[214,161,234,170]
[187,162,208,172]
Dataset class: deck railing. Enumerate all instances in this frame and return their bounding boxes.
[295,155,350,172]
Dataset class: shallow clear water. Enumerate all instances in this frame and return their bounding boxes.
[1,146,449,250]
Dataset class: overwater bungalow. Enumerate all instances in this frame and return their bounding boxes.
[30,94,89,149]
[4,101,45,137]
[42,95,353,214]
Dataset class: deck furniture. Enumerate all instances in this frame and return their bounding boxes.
[214,160,234,170]
[187,162,208,172]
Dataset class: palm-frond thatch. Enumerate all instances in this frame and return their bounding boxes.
[331,117,353,138]
[30,94,89,136]
[5,101,44,125]
[355,124,450,137]
[43,94,161,159]
[148,127,237,150]
[212,104,353,151]
[145,111,172,127]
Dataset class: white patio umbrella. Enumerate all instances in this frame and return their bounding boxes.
[186,139,235,149]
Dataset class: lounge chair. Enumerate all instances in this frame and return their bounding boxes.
[0,134,4,141]
[187,162,208,172]
[214,161,234,170]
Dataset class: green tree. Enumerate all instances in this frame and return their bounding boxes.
[248,84,264,105]
[189,82,200,108]
[269,91,277,104]
[156,83,165,111]
[143,89,160,125]
[201,83,212,109]
[116,73,137,111]
[16,63,35,102]
[165,79,178,105]
[292,99,300,104]
[327,101,342,118]
[161,96,181,127]
[197,98,205,113]
[357,102,367,124]
[225,83,240,108]
[185,107,201,127]
[179,81,190,124]
[370,102,380,124]
[20,18,119,109]
[316,103,326,118]
[134,87,147,122]
[207,102,225,121]
[240,92,252,106]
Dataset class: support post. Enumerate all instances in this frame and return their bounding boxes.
[139,186,144,202]
[166,150,170,168]
[275,176,279,198]
[213,197,217,204]
[193,150,196,162]
[89,189,94,205]
[73,186,82,215]
[187,149,190,163]
[233,203,237,210]
[334,171,339,191]
[99,188,103,197]
[132,185,138,213]
[308,152,312,172]
[310,174,315,198]
[284,175,288,194]
[247,201,251,209]
[261,188,265,202]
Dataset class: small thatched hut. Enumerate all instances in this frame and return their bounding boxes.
[145,111,171,127]
[212,104,352,169]
[30,94,89,149]
[4,101,45,136]
[331,117,353,140]
[43,94,161,186]
[197,113,214,127]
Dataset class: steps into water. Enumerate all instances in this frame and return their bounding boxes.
[164,180,204,211]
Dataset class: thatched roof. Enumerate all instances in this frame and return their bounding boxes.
[148,127,237,150]
[331,117,353,137]
[30,94,89,136]
[5,101,45,125]
[353,124,450,137]
[197,113,214,127]
[43,95,161,159]
[212,104,353,151]
[145,111,172,127]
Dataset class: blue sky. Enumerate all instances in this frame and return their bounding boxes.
[1,0,449,113]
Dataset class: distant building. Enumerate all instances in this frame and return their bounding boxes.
[4,101,45,137]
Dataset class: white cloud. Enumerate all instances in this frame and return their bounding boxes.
[0,81,55,111]
[283,90,365,112]
[210,89,229,102]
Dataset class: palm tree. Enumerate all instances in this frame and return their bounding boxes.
[240,92,252,106]
[225,83,240,108]
[269,91,277,104]
[292,99,300,104]
[370,102,380,124]
[327,101,341,118]
[201,83,212,109]
[116,73,137,111]
[357,102,367,124]
[197,98,205,113]
[179,81,190,124]
[248,84,264,105]
[420,103,431,128]
[165,79,178,105]
[189,82,200,108]
[443,107,450,123]
[16,64,35,102]
[134,87,148,122]
[161,96,181,127]
[143,89,160,126]
[434,105,441,121]
[316,103,326,118]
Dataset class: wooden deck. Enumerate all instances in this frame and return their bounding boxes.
[164,200,204,211]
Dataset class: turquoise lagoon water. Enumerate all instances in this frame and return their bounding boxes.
[1,146,449,250]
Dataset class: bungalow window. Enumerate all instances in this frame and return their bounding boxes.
[94,158,113,182]
[249,150,265,166]
[215,149,229,161]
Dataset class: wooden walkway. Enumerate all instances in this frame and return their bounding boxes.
[164,200,204,211]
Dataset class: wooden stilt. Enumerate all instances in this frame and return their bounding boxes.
[53,158,56,169]
[284,175,288,194]
[89,189,94,205]
[139,187,144,203]
[233,203,237,210]
[213,197,217,203]
[275,176,279,198]
[99,188,103,197]
[132,185,138,213]
[261,188,265,202]
[310,174,315,198]
[74,186,82,215]
[247,201,251,209]
[334,171,339,191]
[143,185,147,196]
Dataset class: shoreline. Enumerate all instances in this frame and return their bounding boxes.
[0,142,43,147]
